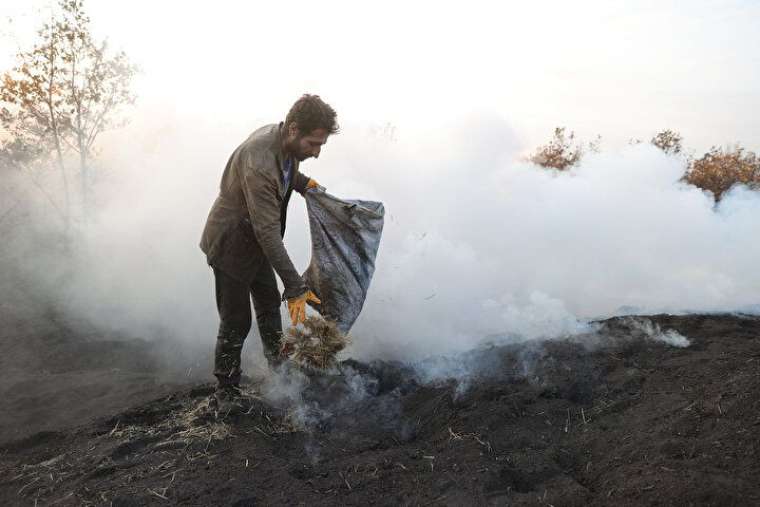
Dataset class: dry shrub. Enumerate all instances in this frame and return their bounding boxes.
[686,145,760,201]
[280,316,350,370]
[651,129,683,155]
[528,127,600,170]
[531,126,760,203]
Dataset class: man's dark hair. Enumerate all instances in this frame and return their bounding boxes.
[285,94,340,136]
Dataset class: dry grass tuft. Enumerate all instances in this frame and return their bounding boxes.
[280,316,350,370]
[174,421,231,442]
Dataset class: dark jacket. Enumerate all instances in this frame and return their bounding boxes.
[200,123,310,299]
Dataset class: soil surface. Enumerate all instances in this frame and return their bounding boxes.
[0,292,199,444]
[1,313,759,506]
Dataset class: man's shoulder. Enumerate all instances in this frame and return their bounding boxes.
[242,124,278,152]
[237,124,279,169]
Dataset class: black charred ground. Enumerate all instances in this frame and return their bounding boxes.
[1,313,759,506]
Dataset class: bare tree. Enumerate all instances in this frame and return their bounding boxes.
[58,0,136,218]
[0,0,136,239]
[1,13,73,233]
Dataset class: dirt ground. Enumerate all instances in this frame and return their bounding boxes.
[0,291,200,444]
[1,313,759,506]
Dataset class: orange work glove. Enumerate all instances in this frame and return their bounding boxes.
[287,290,321,326]
[306,178,320,190]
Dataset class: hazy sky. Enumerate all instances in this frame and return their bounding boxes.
[2,0,759,153]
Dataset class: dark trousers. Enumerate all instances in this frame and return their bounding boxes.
[213,264,283,387]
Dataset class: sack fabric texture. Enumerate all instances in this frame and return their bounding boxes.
[302,189,384,334]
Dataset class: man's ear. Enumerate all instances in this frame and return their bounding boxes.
[287,122,300,138]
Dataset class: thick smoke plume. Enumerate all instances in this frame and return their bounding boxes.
[3,111,759,368]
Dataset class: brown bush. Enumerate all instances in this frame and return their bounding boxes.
[651,129,683,155]
[529,126,760,204]
[528,127,600,171]
[686,145,760,201]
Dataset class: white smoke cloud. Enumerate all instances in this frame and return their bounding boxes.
[338,117,759,359]
[627,318,691,348]
[9,110,759,368]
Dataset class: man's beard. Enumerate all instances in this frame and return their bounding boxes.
[285,137,309,161]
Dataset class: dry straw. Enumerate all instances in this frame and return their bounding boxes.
[280,316,350,370]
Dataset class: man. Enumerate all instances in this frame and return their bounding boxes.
[200,94,339,398]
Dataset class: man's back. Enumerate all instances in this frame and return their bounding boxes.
[200,123,308,289]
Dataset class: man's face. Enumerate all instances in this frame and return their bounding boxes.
[285,125,329,162]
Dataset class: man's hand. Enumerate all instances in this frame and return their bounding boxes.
[287,290,322,326]
[306,178,320,190]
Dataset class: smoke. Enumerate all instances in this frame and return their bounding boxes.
[622,317,691,348]
[259,363,399,438]
[258,366,328,431]
[2,109,759,371]
[339,115,759,359]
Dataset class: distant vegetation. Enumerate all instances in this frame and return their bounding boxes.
[686,146,760,201]
[0,0,136,248]
[529,127,760,202]
[527,127,600,171]
[649,129,683,156]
